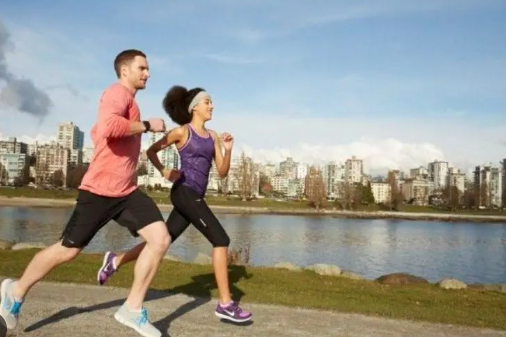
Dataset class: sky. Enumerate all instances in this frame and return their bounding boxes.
[0,0,505,176]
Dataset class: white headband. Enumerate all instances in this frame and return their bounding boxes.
[188,91,211,114]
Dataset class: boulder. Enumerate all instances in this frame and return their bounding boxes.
[163,254,181,262]
[340,270,365,280]
[305,264,341,276]
[438,278,467,290]
[193,253,212,265]
[376,273,429,285]
[0,240,15,250]
[273,262,302,272]
[11,242,47,250]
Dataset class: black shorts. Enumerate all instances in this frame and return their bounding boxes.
[166,183,230,247]
[60,188,164,248]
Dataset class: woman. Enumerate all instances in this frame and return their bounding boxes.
[96,85,252,323]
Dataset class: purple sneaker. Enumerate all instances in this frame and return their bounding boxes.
[215,301,252,323]
[97,251,117,285]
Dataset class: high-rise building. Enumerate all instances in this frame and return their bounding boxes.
[0,137,28,154]
[345,156,363,183]
[35,142,70,186]
[428,160,449,190]
[0,153,28,185]
[474,164,502,207]
[57,122,84,150]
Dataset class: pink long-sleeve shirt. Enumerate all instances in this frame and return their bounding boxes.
[79,83,141,197]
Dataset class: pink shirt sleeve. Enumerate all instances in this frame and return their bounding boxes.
[96,85,131,138]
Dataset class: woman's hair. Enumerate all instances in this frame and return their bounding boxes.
[162,85,206,125]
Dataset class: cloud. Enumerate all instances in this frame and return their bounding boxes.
[0,18,53,118]
[0,129,55,144]
[239,138,445,176]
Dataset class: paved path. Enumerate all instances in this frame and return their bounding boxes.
[1,278,505,337]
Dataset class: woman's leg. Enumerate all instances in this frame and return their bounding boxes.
[171,184,252,322]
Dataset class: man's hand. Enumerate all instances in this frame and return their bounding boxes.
[148,118,166,132]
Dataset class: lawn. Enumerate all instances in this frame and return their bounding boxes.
[0,249,505,330]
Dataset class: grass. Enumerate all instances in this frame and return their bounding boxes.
[1,249,505,330]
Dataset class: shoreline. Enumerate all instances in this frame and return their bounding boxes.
[1,196,506,223]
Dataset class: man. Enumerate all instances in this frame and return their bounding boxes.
[0,49,170,337]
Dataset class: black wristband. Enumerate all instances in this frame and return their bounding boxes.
[142,121,151,133]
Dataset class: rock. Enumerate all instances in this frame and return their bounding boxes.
[11,242,47,250]
[305,264,341,276]
[438,278,467,290]
[193,253,212,265]
[163,254,181,262]
[340,270,365,280]
[469,283,506,292]
[273,262,302,272]
[0,240,15,250]
[376,273,429,285]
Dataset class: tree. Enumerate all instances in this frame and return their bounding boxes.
[66,165,88,188]
[50,169,65,187]
[304,166,326,209]
[0,162,9,185]
[137,162,148,176]
[362,182,375,205]
[234,152,257,201]
[414,186,429,206]
[442,185,461,211]
[258,173,272,196]
[13,160,31,187]
[386,171,403,210]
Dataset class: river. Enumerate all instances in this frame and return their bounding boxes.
[1,206,505,284]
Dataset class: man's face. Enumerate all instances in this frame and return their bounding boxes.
[123,56,150,90]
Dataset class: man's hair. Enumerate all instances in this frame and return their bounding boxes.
[162,85,206,126]
[113,49,146,78]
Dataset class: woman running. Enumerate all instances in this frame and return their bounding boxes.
[96,85,252,323]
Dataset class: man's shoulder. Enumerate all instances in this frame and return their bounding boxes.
[101,83,133,102]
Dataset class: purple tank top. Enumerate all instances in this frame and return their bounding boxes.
[177,124,215,196]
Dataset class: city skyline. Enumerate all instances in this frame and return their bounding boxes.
[1,121,503,180]
[1,2,506,176]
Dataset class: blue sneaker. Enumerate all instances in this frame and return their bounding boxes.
[97,251,117,285]
[0,279,23,329]
[114,302,161,337]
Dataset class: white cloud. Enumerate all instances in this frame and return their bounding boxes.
[239,138,445,175]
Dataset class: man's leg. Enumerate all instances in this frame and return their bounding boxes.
[111,189,170,337]
[97,209,191,285]
[1,190,121,330]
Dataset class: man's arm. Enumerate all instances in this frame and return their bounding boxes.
[210,130,231,178]
[96,87,147,138]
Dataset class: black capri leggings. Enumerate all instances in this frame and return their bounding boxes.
[167,183,230,247]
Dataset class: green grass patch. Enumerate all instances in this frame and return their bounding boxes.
[1,249,505,330]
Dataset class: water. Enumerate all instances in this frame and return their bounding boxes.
[1,206,506,284]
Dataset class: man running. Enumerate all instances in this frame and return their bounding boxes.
[0,49,170,337]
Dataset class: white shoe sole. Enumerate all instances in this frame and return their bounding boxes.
[97,252,111,284]
[114,312,161,337]
[215,311,252,323]
[1,278,18,329]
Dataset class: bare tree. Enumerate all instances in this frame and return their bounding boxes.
[442,185,461,211]
[0,162,9,185]
[386,171,403,210]
[305,166,326,209]
[336,181,354,210]
[234,152,257,201]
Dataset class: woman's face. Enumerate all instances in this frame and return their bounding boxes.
[193,96,214,121]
